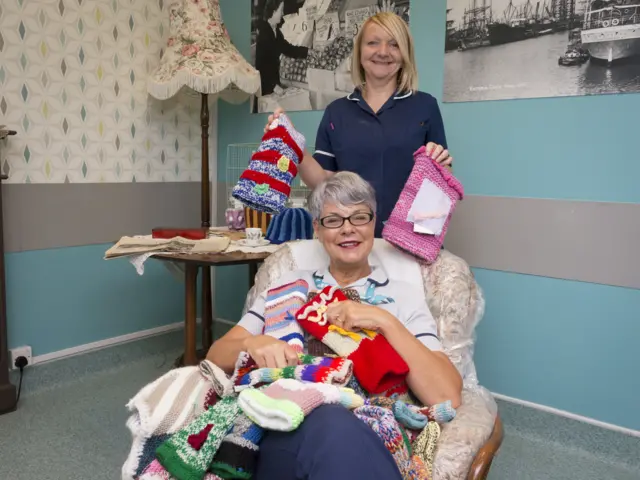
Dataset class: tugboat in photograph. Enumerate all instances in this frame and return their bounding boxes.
[559,28,591,65]
[580,0,640,63]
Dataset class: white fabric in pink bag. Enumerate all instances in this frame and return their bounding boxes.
[382,146,464,263]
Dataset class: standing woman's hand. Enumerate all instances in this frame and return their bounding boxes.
[264,107,285,133]
[425,142,453,167]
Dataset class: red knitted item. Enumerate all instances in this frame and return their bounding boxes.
[295,286,409,394]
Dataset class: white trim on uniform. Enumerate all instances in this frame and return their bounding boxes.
[393,90,413,100]
[314,150,336,158]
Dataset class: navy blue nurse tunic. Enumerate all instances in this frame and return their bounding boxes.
[312,88,448,237]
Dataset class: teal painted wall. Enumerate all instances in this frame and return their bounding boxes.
[6,244,185,356]
[217,1,640,430]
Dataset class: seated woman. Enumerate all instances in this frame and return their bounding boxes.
[207,172,462,480]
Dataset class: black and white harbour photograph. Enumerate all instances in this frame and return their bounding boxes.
[443,0,640,102]
[249,0,410,113]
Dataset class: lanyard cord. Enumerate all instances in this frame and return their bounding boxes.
[312,272,394,305]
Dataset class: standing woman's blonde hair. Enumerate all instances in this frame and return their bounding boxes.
[350,12,418,94]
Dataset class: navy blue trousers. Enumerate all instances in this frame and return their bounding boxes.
[254,404,403,480]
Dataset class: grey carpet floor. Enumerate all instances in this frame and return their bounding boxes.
[1,340,638,479]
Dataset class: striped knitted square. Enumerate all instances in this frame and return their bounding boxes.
[263,279,309,353]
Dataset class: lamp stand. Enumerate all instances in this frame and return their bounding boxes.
[200,93,213,351]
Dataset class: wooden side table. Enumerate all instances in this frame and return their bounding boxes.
[154,250,271,366]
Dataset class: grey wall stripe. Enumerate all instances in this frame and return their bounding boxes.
[17,181,636,291]
[2,182,202,253]
[445,195,640,290]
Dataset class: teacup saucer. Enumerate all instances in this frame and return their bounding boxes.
[236,239,271,247]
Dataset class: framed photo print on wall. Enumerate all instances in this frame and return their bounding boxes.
[249,0,410,113]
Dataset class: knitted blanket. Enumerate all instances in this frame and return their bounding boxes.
[122,362,223,479]
[124,357,451,480]
[123,280,456,480]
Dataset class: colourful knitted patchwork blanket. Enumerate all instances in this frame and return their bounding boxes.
[123,278,456,479]
[124,358,453,480]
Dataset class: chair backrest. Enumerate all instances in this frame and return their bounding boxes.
[244,239,485,385]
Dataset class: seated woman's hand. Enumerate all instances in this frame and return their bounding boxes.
[324,300,394,335]
[425,142,453,167]
[243,335,299,369]
[264,107,285,133]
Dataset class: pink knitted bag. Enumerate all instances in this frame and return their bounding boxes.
[382,146,464,263]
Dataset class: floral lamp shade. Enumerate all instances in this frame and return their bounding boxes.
[148,0,261,103]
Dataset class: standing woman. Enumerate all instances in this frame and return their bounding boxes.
[266,11,453,237]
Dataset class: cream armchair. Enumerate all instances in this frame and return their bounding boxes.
[243,239,503,480]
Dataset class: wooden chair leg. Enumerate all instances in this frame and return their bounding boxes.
[467,415,504,480]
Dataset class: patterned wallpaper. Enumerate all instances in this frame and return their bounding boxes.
[0,0,207,183]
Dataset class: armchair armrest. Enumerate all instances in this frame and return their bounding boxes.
[468,415,503,480]
[433,387,499,480]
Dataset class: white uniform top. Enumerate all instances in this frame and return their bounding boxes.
[237,265,442,352]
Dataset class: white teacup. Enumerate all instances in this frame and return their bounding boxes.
[245,228,263,245]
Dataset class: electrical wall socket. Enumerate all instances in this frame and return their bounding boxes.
[9,346,32,369]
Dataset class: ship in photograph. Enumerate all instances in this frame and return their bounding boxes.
[487,17,533,45]
[580,0,640,62]
[486,0,568,46]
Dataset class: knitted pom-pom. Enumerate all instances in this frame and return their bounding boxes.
[265,207,314,245]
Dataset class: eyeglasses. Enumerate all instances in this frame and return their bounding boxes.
[319,212,374,229]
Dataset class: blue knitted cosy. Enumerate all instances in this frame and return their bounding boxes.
[265,208,314,245]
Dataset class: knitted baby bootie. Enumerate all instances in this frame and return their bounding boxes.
[419,400,457,423]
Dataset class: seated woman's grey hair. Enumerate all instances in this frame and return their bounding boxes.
[307,171,377,221]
